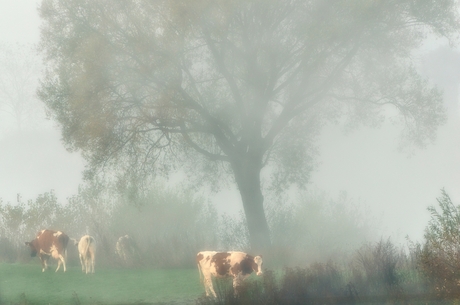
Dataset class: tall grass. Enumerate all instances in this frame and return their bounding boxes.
[196,239,457,305]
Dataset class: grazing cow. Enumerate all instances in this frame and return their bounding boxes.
[196,251,263,297]
[25,229,69,272]
[74,235,96,274]
[116,235,139,266]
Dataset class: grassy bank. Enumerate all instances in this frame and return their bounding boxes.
[0,263,202,304]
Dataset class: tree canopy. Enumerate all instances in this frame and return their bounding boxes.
[38,0,459,251]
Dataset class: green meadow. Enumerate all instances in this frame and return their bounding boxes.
[0,263,203,305]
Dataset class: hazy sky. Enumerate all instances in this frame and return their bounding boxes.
[0,0,458,245]
[0,0,85,202]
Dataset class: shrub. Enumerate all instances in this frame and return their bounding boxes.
[417,189,460,297]
[266,191,377,267]
[109,185,219,267]
[195,240,442,305]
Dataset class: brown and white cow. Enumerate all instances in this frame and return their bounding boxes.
[25,229,69,272]
[196,251,263,297]
[74,235,96,274]
[116,235,139,266]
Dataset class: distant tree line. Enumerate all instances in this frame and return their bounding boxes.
[0,184,374,268]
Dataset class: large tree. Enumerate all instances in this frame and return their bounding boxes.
[38,0,459,252]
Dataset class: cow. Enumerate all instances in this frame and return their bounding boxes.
[25,229,69,272]
[196,251,263,297]
[116,235,139,266]
[74,235,96,274]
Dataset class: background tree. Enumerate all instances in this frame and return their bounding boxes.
[416,189,460,295]
[0,43,43,131]
[38,0,459,252]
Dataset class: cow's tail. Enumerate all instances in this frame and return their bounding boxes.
[84,236,92,256]
[61,234,70,261]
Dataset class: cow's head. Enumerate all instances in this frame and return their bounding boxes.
[25,241,37,257]
[253,255,263,276]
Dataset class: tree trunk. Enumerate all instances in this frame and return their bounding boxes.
[232,157,271,254]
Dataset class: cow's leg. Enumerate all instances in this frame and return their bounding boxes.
[40,256,47,272]
[55,259,61,272]
[232,276,239,296]
[61,254,67,272]
[85,257,90,274]
[56,254,66,272]
[203,274,216,298]
[79,253,85,272]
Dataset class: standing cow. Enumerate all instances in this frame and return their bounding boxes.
[25,229,69,272]
[196,251,263,297]
[116,235,139,266]
[74,235,96,274]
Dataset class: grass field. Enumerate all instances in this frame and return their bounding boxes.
[0,263,204,304]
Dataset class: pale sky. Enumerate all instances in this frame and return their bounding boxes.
[0,0,41,44]
[0,0,85,203]
[0,0,458,245]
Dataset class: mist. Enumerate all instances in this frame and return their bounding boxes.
[312,45,460,244]
[2,1,460,304]
[0,0,458,259]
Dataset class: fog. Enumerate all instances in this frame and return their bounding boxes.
[0,0,459,248]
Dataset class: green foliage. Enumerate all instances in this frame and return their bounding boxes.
[218,211,250,251]
[425,189,460,248]
[417,189,460,296]
[0,183,218,267]
[350,239,406,297]
[0,191,71,263]
[109,186,219,267]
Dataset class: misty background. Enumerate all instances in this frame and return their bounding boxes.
[0,0,458,246]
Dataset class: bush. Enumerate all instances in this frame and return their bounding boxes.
[109,185,219,267]
[196,240,446,305]
[417,189,460,297]
[266,191,377,267]
[0,191,73,264]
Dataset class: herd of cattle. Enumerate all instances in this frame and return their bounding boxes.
[24,229,263,296]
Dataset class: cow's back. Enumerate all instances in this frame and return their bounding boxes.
[35,230,54,251]
[228,252,254,275]
[56,231,69,251]
[37,230,69,254]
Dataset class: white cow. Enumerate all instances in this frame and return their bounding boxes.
[74,235,96,274]
[196,251,263,297]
